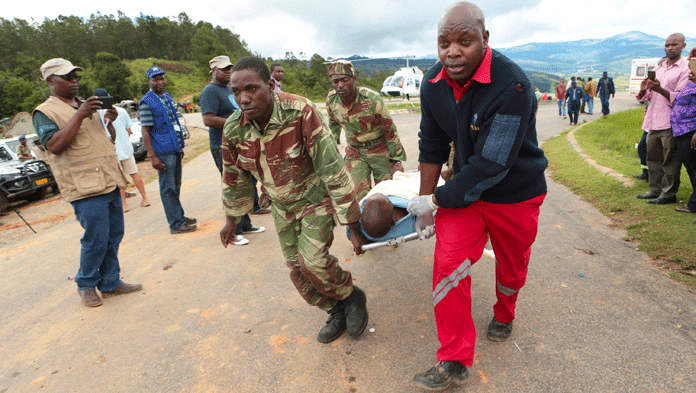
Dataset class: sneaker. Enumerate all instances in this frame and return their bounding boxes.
[171,223,197,234]
[317,305,346,343]
[340,286,368,337]
[101,283,143,298]
[184,216,197,225]
[78,289,103,307]
[487,316,513,342]
[412,361,469,391]
[233,235,249,245]
[242,225,265,234]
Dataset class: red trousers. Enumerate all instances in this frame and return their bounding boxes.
[432,194,545,366]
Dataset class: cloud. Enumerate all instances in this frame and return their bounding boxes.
[2,0,695,59]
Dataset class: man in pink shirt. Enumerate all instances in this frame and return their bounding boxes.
[636,33,690,204]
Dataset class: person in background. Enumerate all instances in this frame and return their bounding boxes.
[556,78,567,119]
[139,66,197,234]
[636,33,690,205]
[94,88,150,213]
[565,80,583,126]
[597,71,615,116]
[670,47,696,219]
[585,77,596,115]
[16,135,33,161]
[325,60,407,201]
[270,63,284,92]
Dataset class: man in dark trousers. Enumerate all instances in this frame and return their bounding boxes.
[596,71,615,116]
[139,66,197,234]
[407,2,548,390]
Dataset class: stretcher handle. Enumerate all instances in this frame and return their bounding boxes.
[361,232,420,251]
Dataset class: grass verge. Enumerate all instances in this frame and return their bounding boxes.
[544,109,696,290]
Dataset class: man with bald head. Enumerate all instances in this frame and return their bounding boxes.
[407,3,547,389]
[636,33,690,205]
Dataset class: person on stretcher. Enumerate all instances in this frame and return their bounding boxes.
[350,171,444,242]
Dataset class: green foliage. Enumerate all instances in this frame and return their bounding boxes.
[544,113,696,277]
[83,52,135,101]
[0,12,251,118]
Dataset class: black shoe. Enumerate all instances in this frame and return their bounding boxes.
[636,193,659,200]
[340,286,368,337]
[412,361,469,391]
[317,306,346,343]
[647,196,677,205]
[487,317,513,342]
[632,173,648,181]
[184,216,197,225]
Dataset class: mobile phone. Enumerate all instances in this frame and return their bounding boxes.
[99,96,113,109]
[647,70,656,81]
[689,58,696,75]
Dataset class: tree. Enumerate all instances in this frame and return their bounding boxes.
[87,52,134,101]
[191,24,226,76]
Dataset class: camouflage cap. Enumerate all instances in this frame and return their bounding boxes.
[328,60,355,77]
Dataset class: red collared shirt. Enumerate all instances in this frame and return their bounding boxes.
[429,46,492,101]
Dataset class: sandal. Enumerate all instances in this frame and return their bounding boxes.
[125,192,137,198]
[141,200,151,207]
[674,205,695,213]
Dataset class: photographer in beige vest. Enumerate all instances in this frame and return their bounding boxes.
[32,58,142,307]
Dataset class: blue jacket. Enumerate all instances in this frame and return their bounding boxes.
[141,90,184,154]
[566,86,583,108]
[419,51,548,208]
[597,77,615,96]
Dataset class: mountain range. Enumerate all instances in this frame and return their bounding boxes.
[343,31,693,91]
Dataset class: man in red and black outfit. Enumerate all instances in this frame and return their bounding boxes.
[408,2,548,390]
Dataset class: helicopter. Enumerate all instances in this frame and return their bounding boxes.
[380,56,424,104]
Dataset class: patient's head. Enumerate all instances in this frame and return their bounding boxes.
[361,194,396,238]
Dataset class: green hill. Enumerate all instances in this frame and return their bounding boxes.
[125,59,210,102]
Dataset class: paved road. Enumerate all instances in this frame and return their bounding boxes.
[1,94,694,393]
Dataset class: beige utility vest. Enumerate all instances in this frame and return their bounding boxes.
[35,96,128,203]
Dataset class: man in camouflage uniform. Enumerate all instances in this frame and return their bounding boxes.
[219,57,369,344]
[326,60,407,201]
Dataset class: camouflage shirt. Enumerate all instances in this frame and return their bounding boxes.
[222,92,361,225]
[326,87,407,161]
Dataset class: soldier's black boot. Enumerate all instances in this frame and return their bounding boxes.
[317,305,346,343]
[412,361,469,391]
[340,286,368,337]
[486,316,513,342]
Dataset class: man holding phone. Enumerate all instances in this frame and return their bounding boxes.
[139,66,197,234]
[636,33,690,205]
[32,58,141,307]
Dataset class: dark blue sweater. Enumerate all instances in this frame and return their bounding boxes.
[419,50,548,208]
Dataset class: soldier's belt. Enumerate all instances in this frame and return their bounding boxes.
[348,137,386,149]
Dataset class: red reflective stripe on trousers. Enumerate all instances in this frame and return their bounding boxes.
[433,194,545,366]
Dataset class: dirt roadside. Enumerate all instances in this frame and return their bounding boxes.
[0,126,210,248]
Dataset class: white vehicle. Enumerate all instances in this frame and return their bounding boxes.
[381,67,424,100]
[629,58,660,95]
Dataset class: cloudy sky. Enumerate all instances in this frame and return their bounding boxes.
[3,0,696,59]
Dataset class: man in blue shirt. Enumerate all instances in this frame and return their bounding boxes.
[200,56,265,245]
[139,66,197,234]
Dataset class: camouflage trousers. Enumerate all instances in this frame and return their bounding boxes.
[345,144,393,201]
[272,206,354,311]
